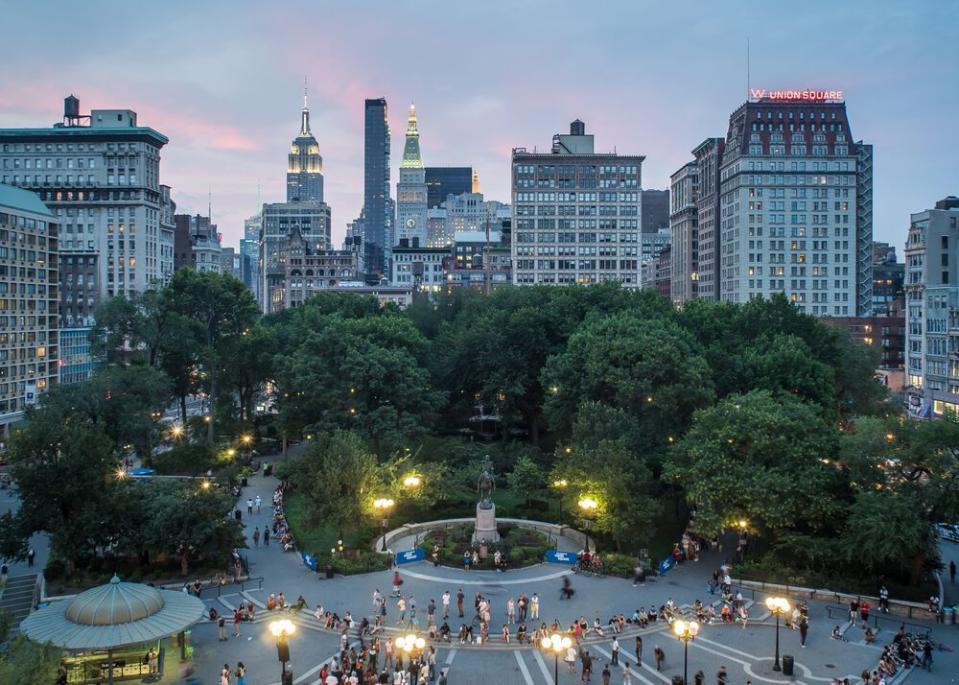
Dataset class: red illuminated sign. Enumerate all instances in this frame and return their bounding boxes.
[749,89,844,102]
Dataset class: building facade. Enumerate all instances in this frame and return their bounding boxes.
[280,228,360,309]
[260,201,331,312]
[872,241,905,317]
[511,120,644,286]
[0,96,170,328]
[390,242,448,292]
[692,138,724,300]
[425,167,471,209]
[641,189,669,234]
[396,105,429,247]
[905,196,959,418]
[174,214,222,274]
[0,185,59,432]
[363,98,391,283]
[669,162,699,304]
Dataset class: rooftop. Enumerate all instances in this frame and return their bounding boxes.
[0,183,54,217]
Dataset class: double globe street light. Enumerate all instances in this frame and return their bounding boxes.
[269,619,296,685]
[373,498,395,552]
[765,596,791,672]
[577,497,598,552]
[672,619,700,685]
[540,633,573,685]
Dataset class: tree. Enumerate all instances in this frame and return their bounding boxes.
[0,635,62,685]
[302,431,380,539]
[164,270,259,441]
[507,455,546,506]
[739,334,836,412]
[551,438,659,551]
[542,313,714,449]
[665,390,841,538]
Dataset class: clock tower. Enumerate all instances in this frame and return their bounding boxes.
[395,104,428,246]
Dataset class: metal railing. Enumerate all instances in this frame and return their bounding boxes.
[825,605,932,637]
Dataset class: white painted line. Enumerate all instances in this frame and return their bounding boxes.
[445,649,457,665]
[614,645,672,684]
[241,590,266,609]
[514,650,535,685]
[532,649,554,684]
[400,568,572,586]
[591,646,656,685]
[217,594,237,611]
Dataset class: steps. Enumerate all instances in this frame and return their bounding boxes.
[0,574,38,635]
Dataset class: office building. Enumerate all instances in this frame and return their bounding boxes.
[425,167,472,209]
[396,105,429,247]
[872,241,904,317]
[174,214,222,274]
[905,196,959,418]
[391,241,448,292]
[278,228,361,309]
[286,93,324,203]
[693,138,725,300]
[641,189,669,233]
[641,245,672,299]
[0,184,59,432]
[641,227,671,264]
[447,229,511,291]
[511,120,644,286]
[0,95,170,327]
[363,98,391,283]
[825,315,905,372]
[158,184,176,285]
[669,162,699,304]
[260,201,331,312]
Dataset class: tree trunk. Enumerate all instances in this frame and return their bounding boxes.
[207,363,216,443]
[179,394,187,425]
[180,551,190,577]
[909,550,926,586]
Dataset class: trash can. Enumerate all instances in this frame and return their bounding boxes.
[281,670,293,685]
[782,655,794,676]
[241,476,248,487]
[671,677,683,685]
[325,563,334,579]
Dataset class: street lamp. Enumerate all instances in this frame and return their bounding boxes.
[765,596,790,672]
[396,632,426,668]
[403,474,422,489]
[269,619,296,685]
[170,424,184,440]
[672,619,700,685]
[540,633,572,685]
[578,497,598,553]
[552,479,568,520]
[373,498,395,551]
[240,434,253,446]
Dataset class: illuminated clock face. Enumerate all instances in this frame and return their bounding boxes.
[406,218,416,229]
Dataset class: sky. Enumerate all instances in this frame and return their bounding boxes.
[1,0,957,250]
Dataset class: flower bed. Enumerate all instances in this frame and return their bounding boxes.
[421,523,551,569]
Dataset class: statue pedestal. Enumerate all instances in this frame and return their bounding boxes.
[472,502,500,544]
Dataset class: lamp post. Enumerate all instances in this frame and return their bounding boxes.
[540,633,572,685]
[764,596,790,672]
[373,498,395,552]
[403,474,422,490]
[269,619,296,685]
[396,632,427,675]
[672,619,700,684]
[578,497,598,553]
[552,478,568,520]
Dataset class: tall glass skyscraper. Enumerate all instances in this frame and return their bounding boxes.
[287,93,324,203]
[363,98,391,283]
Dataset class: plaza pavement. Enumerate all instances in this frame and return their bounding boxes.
[166,463,959,685]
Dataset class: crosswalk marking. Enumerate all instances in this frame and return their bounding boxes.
[531,649,554,684]
[514,650,535,685]
[591,645,658,685]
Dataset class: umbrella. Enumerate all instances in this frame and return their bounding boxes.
[21,575,205,683]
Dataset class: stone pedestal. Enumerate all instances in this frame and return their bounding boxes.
[472,502,500,544]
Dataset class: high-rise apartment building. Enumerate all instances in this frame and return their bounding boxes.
[0,96,171,327]
[671,93,872,316]
[425,167,472,208]
[511,120,644,286]
[287,93,324,203]
[0,185,59,433]
[174,214,222,273]
[396,105,429,247]
[641,189,669,234]
[363,98,391,283]
[669,162,699,304]
[905,196,959,418]
[872,241,904,317]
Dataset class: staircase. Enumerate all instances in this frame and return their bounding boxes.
[0,574,38,636]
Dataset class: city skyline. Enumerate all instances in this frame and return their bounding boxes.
[2,1,956,248]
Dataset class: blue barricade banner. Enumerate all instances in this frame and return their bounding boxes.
[545,550,577,565]
[658,556,675,575]
[396,548,425,565]
[301,552,317,572]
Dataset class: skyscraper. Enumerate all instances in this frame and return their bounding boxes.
[363,98,391,283]
[286,90,324,203]
[396,104,429,247]
[424,166,472,208]
[669,162,699,304]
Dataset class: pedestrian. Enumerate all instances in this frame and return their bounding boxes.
[246,498,253,514]
[252,527,260,547]
[233,608,241,637]
[397,597,406,624]
[611,636,620,665]
[581,650,593,683]
[463,550,470,571]
[622,665,631,685]
[565,645,577,674]
[602,664,611,685]
[799,618,808,647]
[1,562,7,580]
[859,600,870,628]
[849,598,859,624]
[438,669,448,685]
[922,640,933,671]
[385,638,393,669]
[220,664,231,685]
[951,560,956,584]
[694,671,704,685]
[442,590,450,619]
[653,646,664,671]
[879,585,889,613]
[506,597,515,624]
[217,615,227,641]
[263,527,270,545]
[717,665,728,683]
[235,662,246,685]
[634,635,642,665]
[456,588,465,618]
[255,495,261,513]
[147,648,158,676]
[27,547,35,568]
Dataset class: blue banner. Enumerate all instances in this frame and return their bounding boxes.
[545,550,577,565]
[301,552,317,572]
[396,548,425,565]
[658,556,676,575]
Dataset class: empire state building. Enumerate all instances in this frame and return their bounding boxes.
[287,93,324,203]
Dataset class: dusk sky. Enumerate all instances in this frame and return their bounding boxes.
[2,1,957,249]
